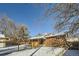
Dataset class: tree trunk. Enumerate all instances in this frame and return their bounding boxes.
[17,40,20,51]
[18,44,19,51]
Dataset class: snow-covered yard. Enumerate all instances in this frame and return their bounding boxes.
[6,47,66,56]
[6,48,39,56]
[33,47,66,56]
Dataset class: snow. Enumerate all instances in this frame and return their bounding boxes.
[33,47,65,56]
[6,47,65,56]
[67,38,79,42]
[53,32,65,36]
[29,36,45,40]
[0,34,5,38]
[7,48,39,56]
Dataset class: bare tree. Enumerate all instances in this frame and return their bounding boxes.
[0,16,29,51]
[0,16,16,37]
[42,3,79,48]
[16,24,29,50]
[45,3,79,35]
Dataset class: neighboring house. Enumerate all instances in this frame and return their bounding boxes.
[0,33,6,48]
[0,33,9,48]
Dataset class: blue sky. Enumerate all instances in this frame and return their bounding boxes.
[0,4,56,36]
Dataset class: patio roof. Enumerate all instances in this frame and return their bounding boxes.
[29,35,46,40]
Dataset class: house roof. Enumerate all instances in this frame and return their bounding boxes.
[53,32,65,36]
[45,32,66,38]
[29,32,66,40]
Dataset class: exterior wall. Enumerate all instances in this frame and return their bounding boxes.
[31,41,40,48]
[29,39,45,48]
[44,36,66,47]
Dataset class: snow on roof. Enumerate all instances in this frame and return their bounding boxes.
[29,32,66,40]
[45,34,54,37]
[29,36,45,40]
[0,34,5,38]
[53,32,65,36]
[45,32,65,38]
